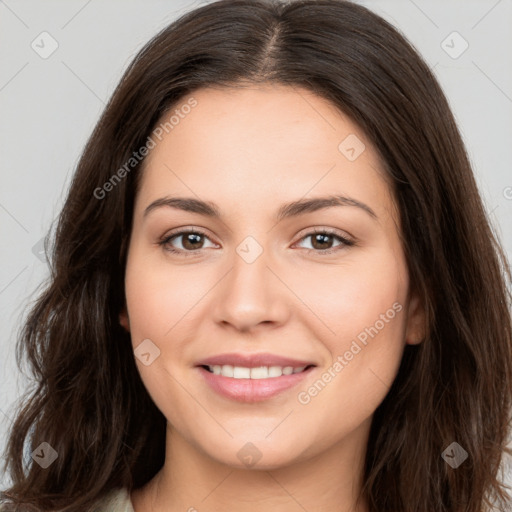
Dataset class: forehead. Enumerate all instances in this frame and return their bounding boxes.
[135,84,396,222]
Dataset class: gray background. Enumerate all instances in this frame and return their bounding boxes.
[1,0,511,494]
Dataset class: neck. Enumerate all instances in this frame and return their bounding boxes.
[132,418,372,512]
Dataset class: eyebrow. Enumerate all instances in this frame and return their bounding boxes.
[143,195,377,221]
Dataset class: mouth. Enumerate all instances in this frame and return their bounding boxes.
[195,354,317,402]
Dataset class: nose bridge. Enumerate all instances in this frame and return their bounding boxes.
[213,235,289,330]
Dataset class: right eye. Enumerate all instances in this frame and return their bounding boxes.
[159,229,217,256]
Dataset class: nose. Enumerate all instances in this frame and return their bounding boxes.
[212,244,291,333]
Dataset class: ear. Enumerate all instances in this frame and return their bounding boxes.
[119,306,130,332]
[404,290,426,345]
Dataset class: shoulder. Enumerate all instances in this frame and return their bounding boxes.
[91,487,134,512]
[0,487,134,512]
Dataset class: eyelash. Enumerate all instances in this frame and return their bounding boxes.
[158,227,356,257]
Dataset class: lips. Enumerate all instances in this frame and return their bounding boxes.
[196,352,316,368]
[195,352,317,402]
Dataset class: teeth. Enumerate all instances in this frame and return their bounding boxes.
[268,366,282,377]
[250,367,268,379]
[208,365,308,379]
[221,364,233,377]
[233,366,250,379]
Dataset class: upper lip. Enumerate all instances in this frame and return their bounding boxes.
[196,353,317,368]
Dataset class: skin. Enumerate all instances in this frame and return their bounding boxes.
[120,84,425,512]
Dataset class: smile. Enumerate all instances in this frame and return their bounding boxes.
[197,364,316,402]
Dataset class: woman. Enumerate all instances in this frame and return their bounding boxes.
[1,0,511,511]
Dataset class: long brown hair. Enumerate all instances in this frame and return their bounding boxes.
[1,1,511,511]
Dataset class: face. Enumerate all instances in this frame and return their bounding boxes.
[120,84,424,469]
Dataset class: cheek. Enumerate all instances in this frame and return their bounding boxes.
[292,248,408,406]
[123,247,206,341]
[290,247,407,346]
[295,250,408,419]
[123,248,204,426]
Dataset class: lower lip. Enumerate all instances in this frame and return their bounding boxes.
[197,366,315,402]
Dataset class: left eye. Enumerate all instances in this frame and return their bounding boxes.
[295,231,353,252]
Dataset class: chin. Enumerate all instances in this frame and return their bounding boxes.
[198,434,310,470]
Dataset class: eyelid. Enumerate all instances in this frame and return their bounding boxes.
[161,225,213,241]
[293,226,355,243]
